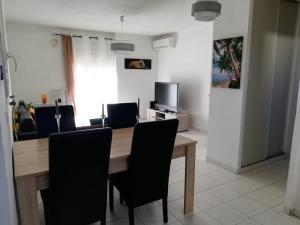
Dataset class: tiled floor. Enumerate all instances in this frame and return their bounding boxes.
[38,130,300,225]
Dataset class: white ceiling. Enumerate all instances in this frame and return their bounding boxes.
[4,0,206,36]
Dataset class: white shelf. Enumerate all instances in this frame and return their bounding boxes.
[147,109,189,132]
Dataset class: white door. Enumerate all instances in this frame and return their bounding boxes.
[0,0,18,224]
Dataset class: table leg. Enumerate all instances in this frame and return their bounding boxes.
[184,143,196,215]
[16,176,40,225]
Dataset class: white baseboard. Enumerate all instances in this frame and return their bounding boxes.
[206,157,239,174]
[237,154,290,174]
[207,154,290,175]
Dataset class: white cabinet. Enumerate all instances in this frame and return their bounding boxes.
[147,109,189,132]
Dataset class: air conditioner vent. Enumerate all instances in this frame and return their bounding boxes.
[153,37,176,50]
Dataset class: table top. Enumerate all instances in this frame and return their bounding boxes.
[13,128,197,179]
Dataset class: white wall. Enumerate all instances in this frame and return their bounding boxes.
[6,22,158,119]
[207,0,253,172]
[157,24,213,131]
[285,5,300,215]
[7,23,67,103]
[115,34,158,119]
[285,78,300,213]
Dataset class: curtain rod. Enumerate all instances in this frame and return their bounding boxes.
[52,33,113,41]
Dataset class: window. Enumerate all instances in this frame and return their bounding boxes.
[72,37,117,126]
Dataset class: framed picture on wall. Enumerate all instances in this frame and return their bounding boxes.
[125,58,152,70]
[212,36,244,89]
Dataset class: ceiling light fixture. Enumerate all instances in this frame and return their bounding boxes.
[191,0,222,21]
[111,16,135,54]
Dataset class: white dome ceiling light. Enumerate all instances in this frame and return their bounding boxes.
[111,16,135,54]
[191,0,222,21]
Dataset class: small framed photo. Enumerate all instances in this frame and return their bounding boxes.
[125,58,152,70]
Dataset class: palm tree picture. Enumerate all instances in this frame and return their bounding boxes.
[212,36,243,89]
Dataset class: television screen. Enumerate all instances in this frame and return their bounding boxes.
[155,82,179,112]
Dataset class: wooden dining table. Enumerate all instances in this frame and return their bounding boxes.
[13,127,197,225]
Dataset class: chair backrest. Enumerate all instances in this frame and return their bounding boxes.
[89,117,110,127]
[128,119,179,207]
[107,103,137,129]
[35,105,76,138]
[47,128,112,225]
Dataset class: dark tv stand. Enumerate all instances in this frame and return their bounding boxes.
[147,109,189,132]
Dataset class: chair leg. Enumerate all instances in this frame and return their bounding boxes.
[109,181,114,211]
[163,197,168,223]
[120,192,124,204]
[129,207,134,225]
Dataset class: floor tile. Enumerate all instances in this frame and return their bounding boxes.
[106,203,129,222]
[253,209,300,225]
[271,205,300,224]
[194,191,224,211]
[181,212,221,225]
[107,216,144,225]
[208,170,240,184]
[226,178,263,195]
[168,198,200,220]
[170,158,186,172]
[196,163,223,176]
[237,219,262,225]
[205,204,249,225]
[168,182,185,201]
[208,185,242,202]
[228,196,267,217]
[241,170,283,187]
[271,203,285,214]
[247,185,284,208]
[135,201,161,213]
[135,204,177,225]
[169,169,185,184]
[196,175,222,191]
[168,221,183,225]
[270,180,287,195]
[168,181,203,202]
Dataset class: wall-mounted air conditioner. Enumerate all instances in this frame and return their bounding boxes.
[153,37,176,50]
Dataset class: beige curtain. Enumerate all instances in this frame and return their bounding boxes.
[61,35,76,112]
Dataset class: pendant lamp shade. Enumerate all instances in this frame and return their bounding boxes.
[192,0,221,21]
[111,42,135,53]
[111,16,135,54]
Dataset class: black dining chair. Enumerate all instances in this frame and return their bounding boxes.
[41,128,112,225]
[35,105,76,138]
[89,117,110,127]
[107,103,138,129]
[109,119,179,225]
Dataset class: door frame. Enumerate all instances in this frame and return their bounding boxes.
[0,0,18,224]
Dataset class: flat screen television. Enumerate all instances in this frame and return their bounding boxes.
[155,82,179,112]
